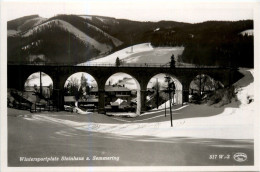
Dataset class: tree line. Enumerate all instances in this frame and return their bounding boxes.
[150,20,253,67]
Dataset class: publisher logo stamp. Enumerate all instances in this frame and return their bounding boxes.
[233,153,247,162]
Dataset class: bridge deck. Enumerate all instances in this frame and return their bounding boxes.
[8,62,232,69]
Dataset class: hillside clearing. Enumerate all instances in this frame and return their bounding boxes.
[79,43,184,65]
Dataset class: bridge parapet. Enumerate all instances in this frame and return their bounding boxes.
[8,62,232,69]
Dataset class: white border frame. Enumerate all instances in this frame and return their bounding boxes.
[1,1,259,171]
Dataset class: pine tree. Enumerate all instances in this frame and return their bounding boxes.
[170,54,175,68]
[115,57,120,67]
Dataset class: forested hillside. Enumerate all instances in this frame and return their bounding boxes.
[8,15,253,67]
[150,20,253,67]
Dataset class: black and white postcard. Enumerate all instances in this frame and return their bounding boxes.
[1,0,259,171]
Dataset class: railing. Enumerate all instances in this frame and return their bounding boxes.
[8,61,231,69]
[77,62,172,68]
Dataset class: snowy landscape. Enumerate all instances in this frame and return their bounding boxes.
[6,11,256,168]
[17,38,255,140]
[79,43,184,65]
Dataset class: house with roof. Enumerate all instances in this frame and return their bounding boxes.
[90,85,133,105]
[64,95,98,109]
[64,85,134,111]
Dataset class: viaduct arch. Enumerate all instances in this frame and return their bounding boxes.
[8,64,241,114]
[146,73,183,105]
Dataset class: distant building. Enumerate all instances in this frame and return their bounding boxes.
[63,85,134,110]
[64,95,98,109]
[90,85,131,97]
[90,85,132,105]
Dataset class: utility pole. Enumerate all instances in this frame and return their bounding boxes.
[169,82,173,127]
[165,100,166,117]
[165,76,173,127]
[199,74,202,97]
[172,82,174,105]
[156,78,159,109]
[40,71,42,95]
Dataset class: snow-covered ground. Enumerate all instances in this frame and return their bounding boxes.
[240,29,253,36]
[82,92,253,139]
[234,68,254,105]
[79,15,93,20]
[154,99,178,110]
[79,43,184,65]
[83,43,153,64]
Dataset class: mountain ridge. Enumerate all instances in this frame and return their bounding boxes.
[8,14,253,67]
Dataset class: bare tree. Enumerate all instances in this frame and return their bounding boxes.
[65,77,79,96]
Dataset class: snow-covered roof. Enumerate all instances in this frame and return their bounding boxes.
[115,98,127,105]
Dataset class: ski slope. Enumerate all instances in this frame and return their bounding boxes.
[79,43,184,65]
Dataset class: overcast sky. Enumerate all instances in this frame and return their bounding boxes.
[3,0,255,23]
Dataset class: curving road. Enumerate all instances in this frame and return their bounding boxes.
[8,108,254,166]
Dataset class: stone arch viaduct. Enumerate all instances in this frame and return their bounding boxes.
[8,64,241,114]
